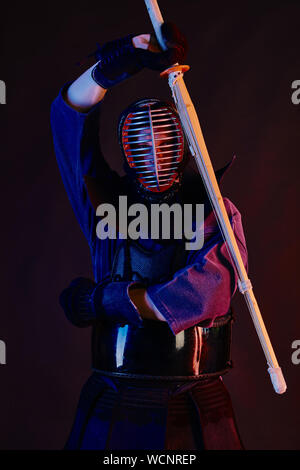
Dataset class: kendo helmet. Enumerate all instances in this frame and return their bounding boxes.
[118,98,188,197]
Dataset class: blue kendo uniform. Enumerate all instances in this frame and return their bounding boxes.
[50,85,248,450]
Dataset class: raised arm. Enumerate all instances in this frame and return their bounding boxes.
[51,24,187,246]
[64,34,152,112]
[64,24,186,112]
[64,63,107,112]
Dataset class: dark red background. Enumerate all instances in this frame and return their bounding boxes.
[1,0,299,450]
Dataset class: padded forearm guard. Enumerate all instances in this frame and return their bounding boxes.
[91,22,188,89]
[59,277,142,328]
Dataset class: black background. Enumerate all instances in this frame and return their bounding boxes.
[0,0,299,450]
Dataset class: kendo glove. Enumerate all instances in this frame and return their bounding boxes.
[59,277,99,328]
[59,277,143,328]
[91,22,188,89]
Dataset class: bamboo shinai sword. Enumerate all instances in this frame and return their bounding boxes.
[144,0,287,394]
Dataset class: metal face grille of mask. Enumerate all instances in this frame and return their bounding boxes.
[121,101,184,192]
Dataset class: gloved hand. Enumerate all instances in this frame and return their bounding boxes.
[91,22,188,89]
[59,277,143,328]
[59,277,101,328]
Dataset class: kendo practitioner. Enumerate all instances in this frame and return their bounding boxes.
[50,23,248,450]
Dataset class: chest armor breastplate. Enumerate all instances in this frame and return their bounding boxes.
[110,240,185,285]
[92,240,233,380]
